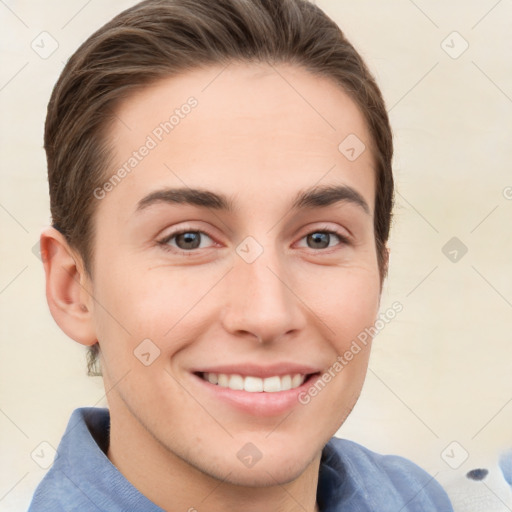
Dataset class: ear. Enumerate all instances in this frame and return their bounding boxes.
[40,226,97,346]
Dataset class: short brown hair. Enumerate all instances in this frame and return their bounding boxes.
[45,0,394,374]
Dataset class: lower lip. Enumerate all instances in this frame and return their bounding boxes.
[190,372,321,417]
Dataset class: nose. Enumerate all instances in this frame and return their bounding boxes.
[220,242,307,344]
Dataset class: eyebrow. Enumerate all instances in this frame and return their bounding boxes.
[135,184,370,215]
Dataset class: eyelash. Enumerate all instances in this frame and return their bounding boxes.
[157,226,351,255]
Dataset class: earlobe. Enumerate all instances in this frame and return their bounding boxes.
[40,227,97,346]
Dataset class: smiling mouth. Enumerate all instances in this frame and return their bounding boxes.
[196,372,319,393]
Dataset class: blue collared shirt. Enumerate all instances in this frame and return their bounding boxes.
[28,408,453,511]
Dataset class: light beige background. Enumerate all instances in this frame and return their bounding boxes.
[1,1,511,510]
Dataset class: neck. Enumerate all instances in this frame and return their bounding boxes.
[107,401,322,512]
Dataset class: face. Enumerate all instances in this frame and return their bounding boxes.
[87,63,382,486]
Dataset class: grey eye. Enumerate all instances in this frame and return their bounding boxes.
[305,231,342,249]
[175,232,202,250]
[161,230,215,252]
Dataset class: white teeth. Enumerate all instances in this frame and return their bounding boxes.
[263,376,281,392]
[202,372,307,392]
[229,374,244,390]
[281,375,292,391]
[291,374,303,388]
[244,376,263,392]
[218,373,229,387]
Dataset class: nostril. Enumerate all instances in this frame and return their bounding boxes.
[466,468,489,481]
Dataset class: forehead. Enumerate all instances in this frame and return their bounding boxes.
[102,63,376,216]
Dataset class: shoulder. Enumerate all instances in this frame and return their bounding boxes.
[27,408,108,512]
[28,407,162,512]
[321,437,454,511]
[28,467,89,512]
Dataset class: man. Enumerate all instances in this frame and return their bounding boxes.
[29,0,453,510]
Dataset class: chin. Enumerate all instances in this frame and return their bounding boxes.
[192,439,323,489]
[219,458,313,488]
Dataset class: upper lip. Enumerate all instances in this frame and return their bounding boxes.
[192,363,322,379]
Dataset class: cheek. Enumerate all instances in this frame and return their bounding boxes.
[91,262,214,352]
[301,266,381,347]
